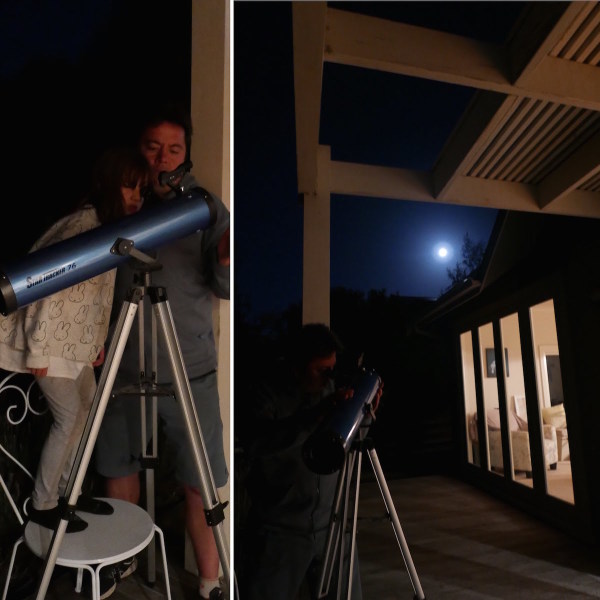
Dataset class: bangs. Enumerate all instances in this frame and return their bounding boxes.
[121,162,150,187]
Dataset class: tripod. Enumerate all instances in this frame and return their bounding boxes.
[110,257,183,586]
[318,423,425,600]
[32,244,230,599]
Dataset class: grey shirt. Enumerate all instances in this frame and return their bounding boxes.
[110,173,230,384]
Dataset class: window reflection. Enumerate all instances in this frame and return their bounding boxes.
[460,301,574,504]
[500,313,531,487]
[530,299,573,504]
[478,322,503,477]
[460,332,479,467]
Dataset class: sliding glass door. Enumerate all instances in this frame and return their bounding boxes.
[460,299,574,504]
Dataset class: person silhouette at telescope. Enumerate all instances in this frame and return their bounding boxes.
[0,147,150,546]
[95,101,230,600]
[237,323,382,600]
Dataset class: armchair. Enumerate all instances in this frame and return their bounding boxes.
[488,423,558,477]
[542,403,569,461]
[469,399,558,477]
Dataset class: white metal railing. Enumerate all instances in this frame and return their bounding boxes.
[0,372,47,523]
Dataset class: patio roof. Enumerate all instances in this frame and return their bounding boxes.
[292,1,600,219]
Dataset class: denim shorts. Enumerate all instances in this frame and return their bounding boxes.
[95,370,228,489]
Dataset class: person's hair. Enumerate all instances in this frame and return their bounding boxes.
[137,101,193,156]
[84,146,151,224]
[288,323,344,369]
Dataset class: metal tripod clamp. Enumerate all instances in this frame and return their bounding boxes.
[205,500,229,526]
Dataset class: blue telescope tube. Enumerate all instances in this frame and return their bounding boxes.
[302,368,381,474]
[0,187,216,316]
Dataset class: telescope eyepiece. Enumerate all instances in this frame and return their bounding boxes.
[158,160,193,187]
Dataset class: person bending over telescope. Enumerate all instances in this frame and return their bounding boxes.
[0,147,150,540]
[237,323,383,600]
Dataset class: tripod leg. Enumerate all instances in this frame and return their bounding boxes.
[334,450,355,600]
[35,294,142,600]
[317,446,363,600]
[139,289,158,585]
[144,395,158,584]
[318,452,351,598]
[367,447,426,600]
[151,290,230,583]
[341,448,361,600]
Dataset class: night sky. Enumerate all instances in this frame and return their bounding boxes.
[2,1,526,320]
[1,0,191,261]
[234,2,525,319]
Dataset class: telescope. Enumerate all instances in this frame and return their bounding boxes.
[0,187,216,316]
[302,367,381,475]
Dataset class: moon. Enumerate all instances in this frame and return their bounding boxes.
[433,242,453,262]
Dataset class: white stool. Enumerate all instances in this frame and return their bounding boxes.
[2,498,172,600]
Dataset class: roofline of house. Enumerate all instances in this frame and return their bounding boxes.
[413,210,509,333]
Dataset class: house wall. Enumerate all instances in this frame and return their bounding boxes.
[561,245,600,541]
[460,332,477,463]
[190,0,231,570]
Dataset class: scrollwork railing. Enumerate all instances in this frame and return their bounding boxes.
[0,371,48,530]
[0,372,47,425]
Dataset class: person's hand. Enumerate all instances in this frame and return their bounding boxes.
[371,380,384,414]
[217,227,230,266]
[28,367,48,377]
[92,346,105,367]
[313,386,354,425]
[332,386,354,406]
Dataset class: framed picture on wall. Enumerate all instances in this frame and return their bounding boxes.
[485,348,509,378]
[485,348,496,377]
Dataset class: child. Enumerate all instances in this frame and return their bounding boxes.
[0,146,150,532]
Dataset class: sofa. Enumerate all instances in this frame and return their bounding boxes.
[468,397,558,477]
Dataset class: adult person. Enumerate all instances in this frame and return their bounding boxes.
[237,323,382,600]
[0,146,150,596]
[94,102,230,600]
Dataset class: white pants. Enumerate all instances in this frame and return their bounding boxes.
[32,367,95,510]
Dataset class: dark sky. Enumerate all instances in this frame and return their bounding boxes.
[1,0,191,260]
[1,1,525,319]
[234,2,525,319]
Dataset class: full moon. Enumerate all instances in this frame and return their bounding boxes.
[433,241,453,262]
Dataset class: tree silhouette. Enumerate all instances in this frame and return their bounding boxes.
[446,232,485,285]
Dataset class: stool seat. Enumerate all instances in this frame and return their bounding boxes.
[3,497,171,600]
[24,498,155,566]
